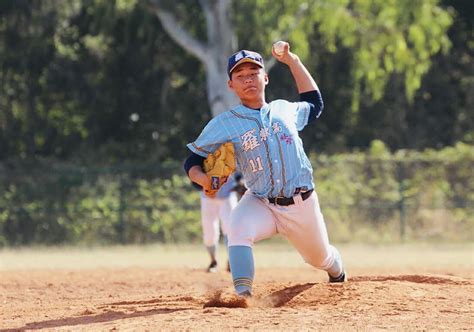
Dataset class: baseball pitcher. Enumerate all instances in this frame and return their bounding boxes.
[184,42,344,297]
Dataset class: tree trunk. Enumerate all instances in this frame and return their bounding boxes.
[150,0,239,116]
[204,47,240,116]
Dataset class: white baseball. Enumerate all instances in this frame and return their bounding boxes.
[273,41,286,55]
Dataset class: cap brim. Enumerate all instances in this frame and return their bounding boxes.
[228,58,264,76]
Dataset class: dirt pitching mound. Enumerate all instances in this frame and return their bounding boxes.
[1,267,472,331]
[203,290,249,308]
[350,274,471,285]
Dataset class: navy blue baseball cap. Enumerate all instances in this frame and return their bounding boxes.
[227,50,264,78]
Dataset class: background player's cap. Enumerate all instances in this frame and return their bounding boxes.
[227,50,264,78]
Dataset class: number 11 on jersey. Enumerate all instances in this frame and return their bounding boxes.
[249,156,264,173]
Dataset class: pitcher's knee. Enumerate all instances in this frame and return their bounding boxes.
[304,249,334,270]
[305,246,343,275]
[227,224,254,247]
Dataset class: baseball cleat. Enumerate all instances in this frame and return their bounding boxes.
[206,260,218,273]
[237,290,252,298]
[329,271,346,283]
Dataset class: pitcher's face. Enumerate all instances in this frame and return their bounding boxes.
[228,63,268,103]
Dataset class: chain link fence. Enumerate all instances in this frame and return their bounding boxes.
[0,154,472,246]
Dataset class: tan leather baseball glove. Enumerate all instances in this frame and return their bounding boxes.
[203,142,236,197]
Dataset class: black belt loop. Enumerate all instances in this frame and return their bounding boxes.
[268,189,313,206]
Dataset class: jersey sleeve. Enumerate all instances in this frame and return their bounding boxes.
[215,175,237,199]
[186,116,229,157]
[294,101,312,131]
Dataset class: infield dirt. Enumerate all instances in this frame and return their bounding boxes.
[1,244,473,331]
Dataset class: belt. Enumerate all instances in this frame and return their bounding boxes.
[268,189,313,206]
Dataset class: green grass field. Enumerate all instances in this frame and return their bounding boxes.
[1,242,473,274]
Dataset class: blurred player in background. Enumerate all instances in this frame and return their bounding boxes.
[194,172,246,272]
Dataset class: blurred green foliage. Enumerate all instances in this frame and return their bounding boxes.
[0,1,472,246]
[313,141,473,243]
[0,142,472,246]
[0,0,472,162]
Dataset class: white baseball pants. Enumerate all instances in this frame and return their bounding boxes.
[228,191,336,270]
[200,192,238,246]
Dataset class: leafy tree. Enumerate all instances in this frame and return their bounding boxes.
[0,0,211,162]
[0,0,469,162]
[0,0,64,159]
[149,0,452,116]
[335,0,473,150]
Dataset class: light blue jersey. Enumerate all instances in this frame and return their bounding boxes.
[187,99,314,198]
[215,175,237,199]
